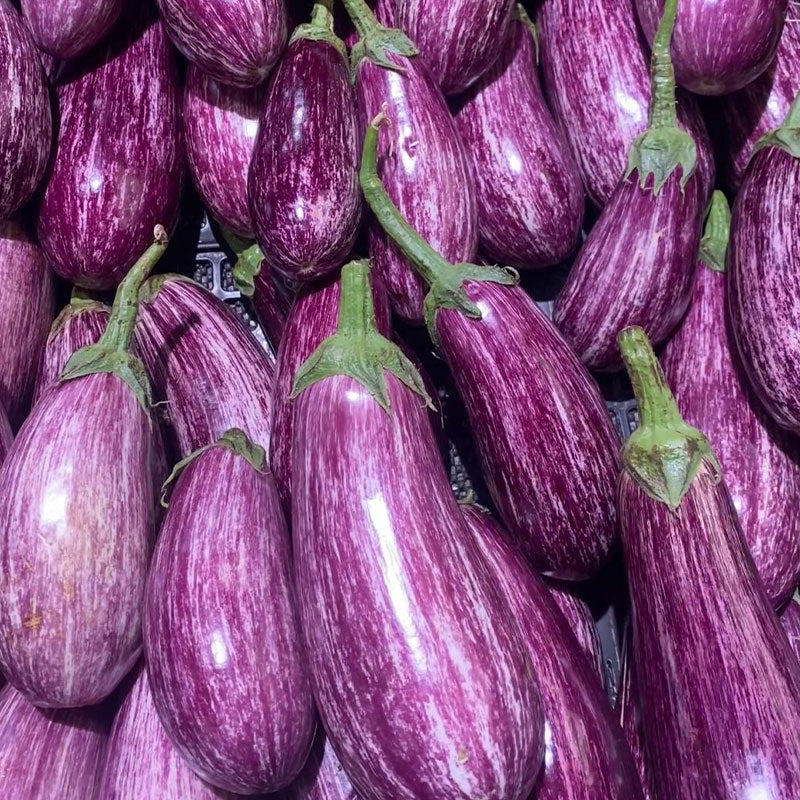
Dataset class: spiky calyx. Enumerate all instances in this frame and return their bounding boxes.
[754,90,800,159]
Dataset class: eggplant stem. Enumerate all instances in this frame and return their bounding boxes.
[310,0,335,31]
[648,0,679,130]
[698,190,731,273]
[340,0,379,39]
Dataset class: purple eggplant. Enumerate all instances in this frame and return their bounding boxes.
[185,65,264,240]
[342,0,478,323]
[283,729,357,799]
[291,260,544,800]
[20,0,123,58]
[0,408,12,466]
[0,231,167,709]
[36,8,184,291]
[553,0,703,372]
[249,3,360,282]
[156,0,287,88]
[729,93,800,433]
[662,191,800,607]
[0,0,51,219]
[252,265,291,352]
[395,0,514,95]
[145,429,315,794]
[781,594,800,662]
[0,683,109,798]
[134,275,275,459]
[453,7,584,270]
[617,325,800,800]
[0,218,55,428]
[537,0,714,209]
[636,0,786,95]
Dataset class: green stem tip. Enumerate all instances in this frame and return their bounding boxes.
[698,190,731,272]
[753,89,800,159]
[291,0,347,58]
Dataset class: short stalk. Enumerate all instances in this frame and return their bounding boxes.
[648,0,679,130]
[340,0,418,75]
[698,191,731,272]
[291,0,346,57]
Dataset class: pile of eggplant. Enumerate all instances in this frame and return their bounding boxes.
[1,0,800,797]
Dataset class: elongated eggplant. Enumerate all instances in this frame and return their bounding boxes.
[21,0,123,58]
[185,65,263,239]
[636,0,786,95]
[617,325,800,800]
[0,219,55,428]
[729,93,800,433]
[663,192,800,607]
[0,683,109,798]
[0,0,51,219]
[454,7,584,269]
[781,594,800,662]
[291,260,544,800]
[283,729,357,800]
[156,0,287,88]
[252,265,291,352]
[249,2,360,282]
[0,231,167,709]
[537,0,713,209]
[553,0,702,372]
[342,0,477,323]
[36,8,184,290]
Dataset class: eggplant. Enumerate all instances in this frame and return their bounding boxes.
[0,683,109,798]
[135,275,275,459]
[342,0,478,323]
[781,594,800,662]
[453,7,584,270]
[156,0,287,88]
[20,0,123,58]
[552,0,703,372]
[635,0,786,95]
[252,266,291,352]
[617,325,800,800]
[729,93,800,433]
[249,2,360,282]
[283,729,357,800]
[395,0,514,95]
[185,65,264,240]
[360,115,620,579]
[36,8,184,291]
[291,260,544,800]
[0,231,167,708]
[0,0,51,219]
[662,191,800,607]
[537,0,714,209]
[0,218,55,428]
[145,429,315,794]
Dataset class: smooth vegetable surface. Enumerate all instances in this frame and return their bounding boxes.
[283,729,357,800]
[781,594,800,662]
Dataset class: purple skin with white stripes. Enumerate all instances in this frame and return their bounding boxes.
[283,729,358,800]
[251,266,290,353]
[781,595,800,662]
[454,12,584,269]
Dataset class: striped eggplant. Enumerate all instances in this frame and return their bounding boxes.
[291,260,544,800]
[283,729,357,800]
[729,93,800,433]
[145,430,315,794]
[0,218,55,428]
[0,407,11,466]
[781,594,800,662]
[20,0,123,58]
[553,0,703,372]
[185,65,264,240]
[342,0,477,323]
[617,325,800,800]
[36,7,184,290]
[395,0,514,95]
[635,0,787,95]
[360,115,620,579]
[252,265,291,352]
[0,683,109,799]
[249,2,360,282]
[537,0,714,209]
[156,0,287,88]
[453,7,584,270]
[662,191,800,608]
[0,0,51,219]
[0,231,167,709]
[134,275,274,459]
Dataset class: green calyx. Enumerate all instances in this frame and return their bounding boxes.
[291,0,347,61]
[515,4,539,64]
[360,110,517,345]
[618,326,720,510]
[138,273,196,305]
[291,259,432,413]
[221,228,264,298]
[160,428,265,507]
[698,190,731,273]
[753,90,800,159]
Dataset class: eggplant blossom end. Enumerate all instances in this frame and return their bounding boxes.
[625,127,697,194]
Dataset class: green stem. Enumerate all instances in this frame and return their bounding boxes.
[698,190,731,273]
[337,258,379,336]
[310,0,334,30]
[341,0,379,38]
[340,0,418,75]
[220,228,264,298]
[648,0,679,130]
[785,90,800,128]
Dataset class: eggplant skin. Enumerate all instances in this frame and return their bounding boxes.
[396,0,514,95]
[0,683,109,799]
[251,267,290,353]
[292,373,544,800]
[635,0,787,95]
[35,9,184,291]
[619,460,800,799]
[144,445,315,795]
[249,37,360,282]
[283,728,357,800]
[781,596,800,662]
[156,0,287,88]
[454,17,584,269]
[0,0,51,220]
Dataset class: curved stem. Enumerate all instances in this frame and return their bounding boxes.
[648,0,679,130]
